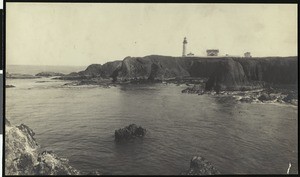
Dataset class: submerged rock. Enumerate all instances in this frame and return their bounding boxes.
[84,170,102,175]
[5,118,81,175]
[6,85,15,88]
[115,124,146,142]
[181,156,220,175]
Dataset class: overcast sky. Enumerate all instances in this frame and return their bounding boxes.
[6,3,298,66]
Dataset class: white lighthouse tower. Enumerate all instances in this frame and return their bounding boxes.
[182,37,188,57]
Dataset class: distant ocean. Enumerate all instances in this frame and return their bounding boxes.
[6,65,87,75]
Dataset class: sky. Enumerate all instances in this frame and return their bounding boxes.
[6,3,298,66]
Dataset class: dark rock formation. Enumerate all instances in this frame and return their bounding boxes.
[101,60,123,78]
[115,55,190,81]
[54,72,91,80]
[182,84,205,94]
[82,64,104,77]
[282,94,298,106]
[204,58,257,91]
[5,118,81,175]
[181,156,221,175]
[235,57,298,85]
[35,72,65,77]
[59,60,122,81]
[239,97,257,103]
[257,93,277,102]
[228,88,298,105]
[115,124,146,142]
[6,85,15,88]
[56,55,297,91]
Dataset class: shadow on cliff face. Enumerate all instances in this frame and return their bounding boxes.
[205,58,264,92]
[235,57,298,85]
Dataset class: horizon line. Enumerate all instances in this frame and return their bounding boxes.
[6,55,298,67]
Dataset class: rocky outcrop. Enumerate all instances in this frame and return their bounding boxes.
[204,58,259,91]
[232,88,298,105]
[182,84,205,94]
[6,85,15,88]
[234,57,298,85]
[115,55,190,81]
[282,93,298,105]
[115,124,146,142]
[6,73,41,79]
[257,93,277,102]
[101,60,123,78]
[35,72,65,77]
[59,60,122,80]
[5,119,81,175]
[181,156,220,175]
[57,55,297,91]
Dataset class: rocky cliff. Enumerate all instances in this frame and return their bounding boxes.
[5,119,81,175]
[115,55,191,81]
[59,60,122,80]
[60,55,297,91]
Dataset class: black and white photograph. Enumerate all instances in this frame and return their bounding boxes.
[4,3,298,175]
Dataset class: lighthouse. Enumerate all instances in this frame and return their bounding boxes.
[182,37,188,57]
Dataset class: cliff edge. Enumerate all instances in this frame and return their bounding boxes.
[59,55,297,91]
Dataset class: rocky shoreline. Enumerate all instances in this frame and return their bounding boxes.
[5,118,97,175]
[7,56,297,94]
[182,84,298,106]
[52,55,297,91]
[5,116,222,175]
[6,119,222,175]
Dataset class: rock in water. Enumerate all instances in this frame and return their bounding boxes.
[35,72,65,77]
[181,156,220,175]
[6,85,15,88]
[282,94,298,105]
[258,93,277,102]
[182,84,205,94]
[5,118,81,175]
[115,124,146,142]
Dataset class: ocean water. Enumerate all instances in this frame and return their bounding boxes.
[5,66,298,175]
[6,65,86,75]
